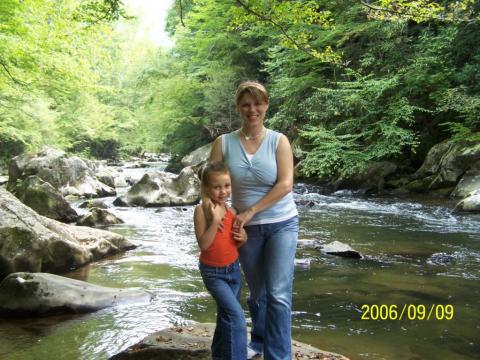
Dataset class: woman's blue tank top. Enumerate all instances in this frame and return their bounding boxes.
[222,129,298,225]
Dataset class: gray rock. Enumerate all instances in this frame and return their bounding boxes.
[181,143,212,168]
[0,175,8,185]
[409,139,480,193]
[79,199,109,209]
[0,272,151,317]
[320,241,362,259]
[109,324,349,360]
[8,147,116,198]
[14,175,78,223]
[454,190,480,213]
[451,160,480,198]
[0,187,135,279]
[77,208,124,227]
[115,167,200,207]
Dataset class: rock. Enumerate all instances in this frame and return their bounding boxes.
[454,190,480,213]
[451,160,480,198]
[320,241,362,259]
[0,272,151,317]
[77,208,124,227]
[109,323,349,360]
[181,143,212,168]
[427,252,455,266]
[0,175,8,185]
[0,187,135,279]
[96,162,131,188]
[409,139,480,193]
[115,167,200,207]
[79,199,109,209]
[8,147,116,198]
[14,175,78,223]
[295,199,315,207]
[333,161,398,193]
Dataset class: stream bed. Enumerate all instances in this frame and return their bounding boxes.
[0,162,479,360]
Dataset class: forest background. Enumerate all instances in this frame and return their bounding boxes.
[1,0,479,179]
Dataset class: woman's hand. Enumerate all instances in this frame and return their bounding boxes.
[233,208,255,231]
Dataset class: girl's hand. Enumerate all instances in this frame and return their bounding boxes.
[233,208,255,231]
[209,203,225,231]
[233,227,247,247]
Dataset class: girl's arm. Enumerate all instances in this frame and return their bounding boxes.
[194,203,223,251]
[234,134,294,229]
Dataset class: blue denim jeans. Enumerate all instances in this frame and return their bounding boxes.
[199,259,247,360]
[239,216,299,360]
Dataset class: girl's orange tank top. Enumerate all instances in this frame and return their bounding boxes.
[199,209,238,267]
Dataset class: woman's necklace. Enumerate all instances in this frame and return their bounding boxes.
[239,126,266,141]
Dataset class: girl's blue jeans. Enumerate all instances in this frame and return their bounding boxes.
[239,216,299,360]
[199,259,247,360]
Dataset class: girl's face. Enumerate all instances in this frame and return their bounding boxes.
[206,172,231,204]
[237,93,269,127]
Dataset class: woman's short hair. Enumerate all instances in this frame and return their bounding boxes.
[235,81,269,107]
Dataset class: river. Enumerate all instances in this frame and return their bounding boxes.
[0,161,479,360]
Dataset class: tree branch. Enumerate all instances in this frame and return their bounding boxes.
[0,60,27,86]
[360,0,478,23]
[179,0,186,26]
[234,0,316,59]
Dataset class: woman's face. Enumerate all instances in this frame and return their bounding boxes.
[237,93,269,127]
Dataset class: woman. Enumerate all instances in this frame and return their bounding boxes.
[210,81,299,360]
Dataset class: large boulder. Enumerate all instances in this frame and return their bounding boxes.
[14,175,78,223]
[77,208,124,227]
[8,147,116,198]
[407,139,480,193]
[0,187,135,279]
[109,324,349,360]
[114,167,200,207]
[0,272,151,317]
[181,143,212,168]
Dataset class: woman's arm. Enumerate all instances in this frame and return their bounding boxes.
[209,136,223,162]
[234,134,294,229]
[194,204,223,251]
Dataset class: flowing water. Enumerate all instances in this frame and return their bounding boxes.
[1,162,479,360]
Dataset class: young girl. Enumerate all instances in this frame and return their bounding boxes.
[194,161,248,360]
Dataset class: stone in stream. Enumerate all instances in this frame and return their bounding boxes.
[14,175,78,223]
[0,272,151,317]
[109,323,349,360]
[320,241,362,259]
[77,208,124,227]
[0,187,135,279]
[114,166,200,207]
[7,147,115,198]
[79,199,110,209]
